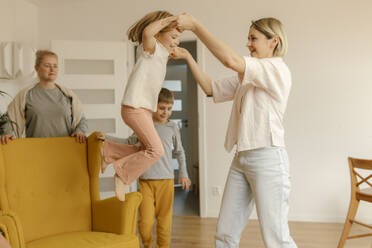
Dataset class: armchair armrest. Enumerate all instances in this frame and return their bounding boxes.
[0,211,25,248]
[92,192,142,235]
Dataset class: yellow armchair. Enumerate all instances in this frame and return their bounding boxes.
[0,133,142,248]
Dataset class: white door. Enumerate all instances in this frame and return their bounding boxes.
[51,40,133,196]
[163,65,189,186]
[165,41,200,216]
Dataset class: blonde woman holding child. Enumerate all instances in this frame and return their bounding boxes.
[101,10,182,201]
[171,14,297,248]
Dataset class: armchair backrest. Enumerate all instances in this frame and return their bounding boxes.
[0,137,93,243]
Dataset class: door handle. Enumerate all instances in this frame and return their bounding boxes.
[181,119,188,128]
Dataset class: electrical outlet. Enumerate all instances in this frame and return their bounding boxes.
[212,186,222,196]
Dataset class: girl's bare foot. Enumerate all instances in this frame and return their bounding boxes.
[114,174,126,201]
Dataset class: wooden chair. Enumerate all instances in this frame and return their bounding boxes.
[337,157,372,247]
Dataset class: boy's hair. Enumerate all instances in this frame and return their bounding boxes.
[35,50,58,67]
[158,88,174,104]
[251,17,288,57]
[127,10,174,44]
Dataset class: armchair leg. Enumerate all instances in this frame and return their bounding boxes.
[337,199,360,248]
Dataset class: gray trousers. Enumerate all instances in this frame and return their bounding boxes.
[215,147,297,248]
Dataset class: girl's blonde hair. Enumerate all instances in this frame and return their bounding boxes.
[127,10,174,44]
[251,18,288,57]
[35,50,58,67]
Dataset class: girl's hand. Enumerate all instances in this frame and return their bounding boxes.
[0,134,15,145]
[142,16,178,54]
[178,177,191,190]
[71,133,86,144]
[170,47,190,60]
[96,131,106,141]
[176,13,197,32]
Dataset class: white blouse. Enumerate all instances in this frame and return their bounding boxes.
[212,56,292,152]
[122,41,169,112]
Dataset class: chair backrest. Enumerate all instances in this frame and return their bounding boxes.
[0,137,92,243]
[348,157,372,192]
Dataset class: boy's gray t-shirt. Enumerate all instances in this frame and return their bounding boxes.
[3,84,87,137]
[107,120,188,180]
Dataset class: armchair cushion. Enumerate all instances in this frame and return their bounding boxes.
[27,232,138,248]
[93,193,142,235]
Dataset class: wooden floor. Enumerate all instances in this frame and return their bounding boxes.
[169,216,372,248]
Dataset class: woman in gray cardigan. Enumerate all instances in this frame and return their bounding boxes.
[0,50,87,145]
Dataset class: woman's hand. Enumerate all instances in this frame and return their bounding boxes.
[96,131,106,141]
[176,13,197,32]
[160,16,178,28]
[170,47,190,60]
[71,133,86,143]
[0,134,15,145]
[177,13,245,74]
[178,177,192,190]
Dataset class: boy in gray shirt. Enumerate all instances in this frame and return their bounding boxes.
[97,88,191,248]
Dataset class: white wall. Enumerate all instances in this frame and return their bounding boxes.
[0,0,38,109]
[36,0,372,222]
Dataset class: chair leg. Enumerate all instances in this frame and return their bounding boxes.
[337,199,360,248]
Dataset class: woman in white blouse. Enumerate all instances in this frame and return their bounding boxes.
[171,14,297,248]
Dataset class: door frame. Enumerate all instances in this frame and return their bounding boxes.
[195,40,208,218]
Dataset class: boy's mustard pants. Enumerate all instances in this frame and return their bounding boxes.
[138,179,174,248]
